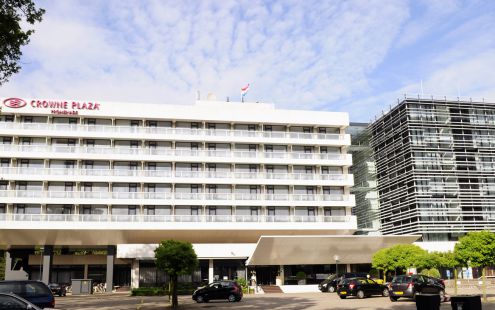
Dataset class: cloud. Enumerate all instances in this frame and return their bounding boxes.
[0,0,494,122]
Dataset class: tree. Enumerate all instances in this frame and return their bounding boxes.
[154,240,198,308]
[454,231,495,268]
[371,247,394,279]
[0,0,45,85]
[372,244,427,277]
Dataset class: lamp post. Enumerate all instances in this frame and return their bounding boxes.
[39,246,44,281]
[333,254,340,276]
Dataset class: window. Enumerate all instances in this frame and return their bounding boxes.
[191,142,199,150]
[145,206,155,215]
[64,160,75,169]
[267,207,275,216]
[321,167,329,174]
[17,182,27,190]
[147,184,156,192]
[129,183,138,192]
[128,206,137,215]
[82,207,91,214]
[65,183,73,192]
[0,205,5,213]
[83,161,94,169]
[324,208,331,217]
[19,159,29,167]
[2,137,11,144]
[207,185,217,193]
[208,164,216,171]
[208,143,216,150]
[320,146,328,153]
[190,122,199,129]
[191,207,199,215]
[15,205,25,214]
[318,128,327,134]
[265,145,273,152]
[68,118,77,125]
[266,186,274,194]
[248,124,256,131]
[67,139,76,146]
[305,166,313,174]
[62,205,71,214]
[304,146,312,153]
[130,120,140,127]
[87,119,96,125]
[250,207,258,216]
[0,294,30,309]
[306,187,315,195]
[207,123,216,130]
[208,206,216,216]
[265,125,272,132]
[148,162,156,170]
[149,141,157,149]
[191,184,199,193]
[303,127,311,133]
[23,116,33,123]
[86,140,95,147]
[20,137,31,145]
[191,163,199,171]
[82,183,92,192]
[266,166,274,173]
[250,186,258,194]
[248,144,257,152]
[308,207,316,217]
[4,115,14,122]
[129,162,138,170]
[148,121,157,127]
[249,165,257,173]
[130,141,139,148]
[0,159,8,167]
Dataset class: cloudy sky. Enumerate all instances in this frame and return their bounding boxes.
[1,0,494,121]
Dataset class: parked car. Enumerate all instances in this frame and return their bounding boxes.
[48,283,66,297]
[388,274,445,302]
[192,280,243,303]
[320,272,368,293]
[0,281,55,308]
[0,293,42,310]
[337,277,389,299]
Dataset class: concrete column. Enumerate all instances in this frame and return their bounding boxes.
[106,245,116,292]
[41,246,54,284]
[131,260,140,289]
[5,251,12,273]
[208,259,214,283]
[346,264,351,272]
[83,264,89,279]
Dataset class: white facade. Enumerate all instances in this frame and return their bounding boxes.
[0,96,356,287]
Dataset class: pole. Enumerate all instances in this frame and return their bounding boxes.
[482,267,487,302]
[454,268,458,295]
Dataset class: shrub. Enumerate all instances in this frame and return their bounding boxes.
[236,278,248,289]
[420,268,441,278]
[295,271,306,280]
[131,287,166,296]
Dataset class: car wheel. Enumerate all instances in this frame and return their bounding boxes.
[390,296,399,302]
[356,290,365,299]
[329,286,335,293]
[196,295,204,303]
[382,288,390,297]
[339,295,347,299]
[228,294,236,302]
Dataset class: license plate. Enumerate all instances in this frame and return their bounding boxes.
[340,291,347,295]
[394,291,403,295]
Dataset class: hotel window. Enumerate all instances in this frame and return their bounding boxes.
[303,127,312,133]
[249,165,257,173]
[17,182,27,190]
[250,186,258,194]
[0,182,7,190]
[147,184,156,193]
[191,122,199,129]
[266,186,274,194]
[68,118,77,125]
[207,163,216,171]
[248,144,257,152]
[321,167,329,174]
[87,119,96,125]
[149,141,157,149]
[67,139,76,146]
[304,146,312,153]
[248,124,256,131]
[65,160,75,169]
[148,162,156,170]
[145,206,155,215]
[324,208,331,217]
[191,163,199,171]
[129,183,138,192]
[148,121,157,127]
[19,159,29,167]
[82,183,92,192]
[0,205,5,213]
[20,137,31,145]
[62,205,72,214]
[250,207,258,216]
[129,162,138,170]
[130,120,140,127]
[308,207,316,217]
[65,182,74,192]
[4,115,14,122]
[207,185,216,193]
[208,143,216,150]
[191,142,199,150]
[23,116,33,123]
[83,161,94,169]
[128,206,137,215]
[86,140,95,147]
[318,128,327,134]
[266,165,274,173]
[82,206,91,214]
[320,146,328,153]
[2,137,11,144]
[208,206,216,216]
[130,140,139,148]
[267,207,275,216]
[207,123,216,130]
[0,159,9,167]
[305,166,313,174]
[265,145,273,152]
[15,205,25,214]
[191,184,199,193]
[264,125,272,132]
[191,207,199,216]
[306,187,315,195]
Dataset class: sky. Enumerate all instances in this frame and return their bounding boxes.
[1,0,495,122]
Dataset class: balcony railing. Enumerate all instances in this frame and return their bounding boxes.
[0,213,352,223]
[0,144,350,162]
[0,122,348,142]
[0,167,352,182]
[0,190,352,202]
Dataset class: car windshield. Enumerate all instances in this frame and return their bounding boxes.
[24,283,51,297]
[0,283,22,295]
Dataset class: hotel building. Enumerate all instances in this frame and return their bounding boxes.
[0,97,415,289]
[370,97,495,249]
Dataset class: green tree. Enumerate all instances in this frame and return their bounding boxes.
[0,250,5,280]
[372,244,427,276]
[454,231,495,268]
[0,0,45,85]
[154,240,198,308]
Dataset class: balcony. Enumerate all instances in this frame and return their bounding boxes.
[0,213,353,224]
[0,167,354,185]
[0,122,350,145]
[0,190,355,206]
[0,144,352,165]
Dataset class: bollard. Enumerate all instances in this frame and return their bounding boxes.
[416,294,441,310]
[450,295,482,310]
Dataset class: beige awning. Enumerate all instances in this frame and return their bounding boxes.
[246,235,420,265]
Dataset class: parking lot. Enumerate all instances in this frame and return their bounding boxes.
[54,290,495,310]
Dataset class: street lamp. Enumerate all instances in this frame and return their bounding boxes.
[39,246,44,281]
[333,254,340,276]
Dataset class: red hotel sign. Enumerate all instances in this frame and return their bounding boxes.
[2,97,100,115]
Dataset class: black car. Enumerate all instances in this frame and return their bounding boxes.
[192,280,243,303]
[337,277,389,299]
[0,281,54,308]
[388,274,445,301]
[320,272,368,293]
[0,293,42,310]
[48,283,66,297]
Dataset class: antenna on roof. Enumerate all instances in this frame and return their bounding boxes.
[420,80,424,98]
[196,90,201,100]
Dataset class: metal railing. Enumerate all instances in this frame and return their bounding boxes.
[0,213,352,223]
[0,122,348,141]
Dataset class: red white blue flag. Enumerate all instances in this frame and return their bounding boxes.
[241,84,250,98]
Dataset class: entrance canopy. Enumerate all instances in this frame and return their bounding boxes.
[246,235,420,265]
